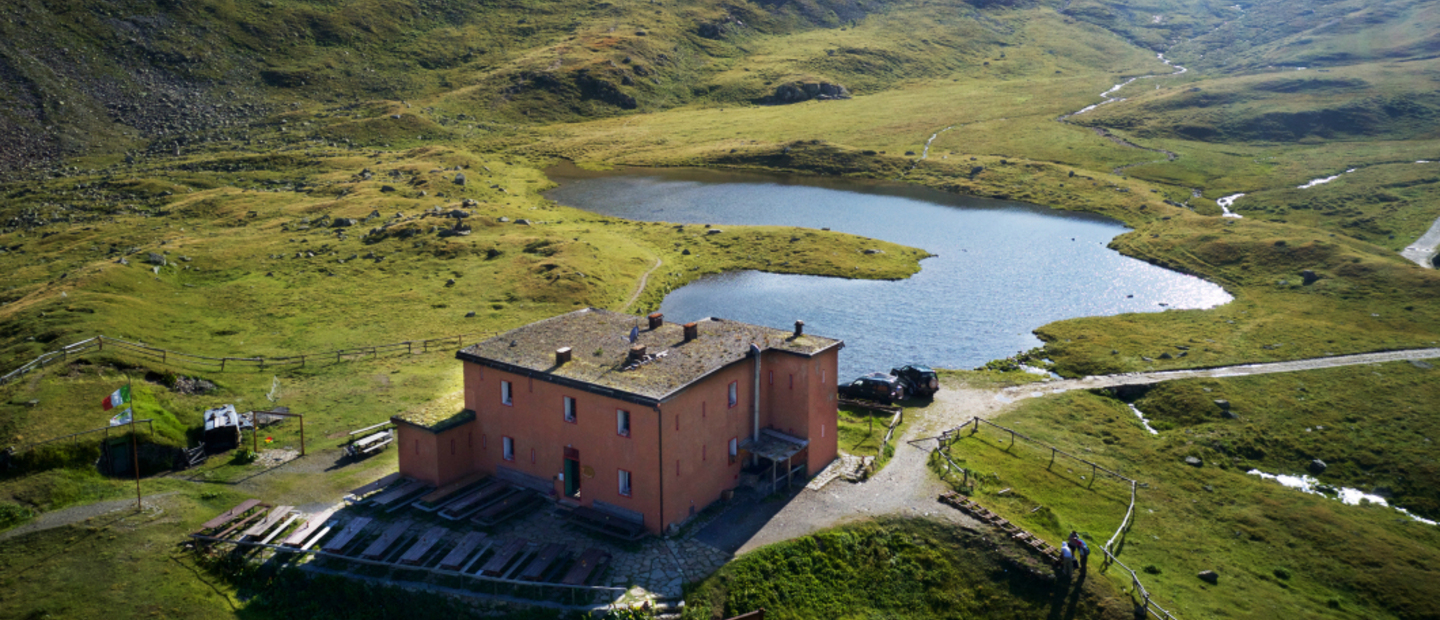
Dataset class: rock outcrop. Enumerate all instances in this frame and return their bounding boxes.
[763,82,851,105]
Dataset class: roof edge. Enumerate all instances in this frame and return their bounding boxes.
[455,349,662,408]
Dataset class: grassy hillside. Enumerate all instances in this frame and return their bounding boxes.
[682,518,1131,620]
[1,0,1439,617]
[939,366,1440,620]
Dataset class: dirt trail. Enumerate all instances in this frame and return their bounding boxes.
[733,347,1440,553]
[0,492,178,542]
[620,256,662,313]
[1402,215,1440,268]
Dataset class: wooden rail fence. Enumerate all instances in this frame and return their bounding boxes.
[0,333,494,386]
[922,417,1177,620]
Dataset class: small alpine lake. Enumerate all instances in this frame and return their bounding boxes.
[546,165,1231,378]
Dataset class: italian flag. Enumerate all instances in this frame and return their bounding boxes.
[101,385,130,411]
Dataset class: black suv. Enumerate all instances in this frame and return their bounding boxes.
[891,364,939,398]
[838,372,906,404]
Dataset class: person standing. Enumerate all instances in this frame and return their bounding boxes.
[1069,532,1090,573]
[1060,541,1074,580]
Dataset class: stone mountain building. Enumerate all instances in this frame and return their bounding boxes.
[392,308,842,535]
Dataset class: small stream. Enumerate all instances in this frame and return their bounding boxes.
[546,165,1231,377]
[1247,469,1437,526]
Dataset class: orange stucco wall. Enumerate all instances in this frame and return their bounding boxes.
[466,365,666,530]
[397,341,841,534]
[395,421,478,488]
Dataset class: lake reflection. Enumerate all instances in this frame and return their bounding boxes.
[545,165,1230,377]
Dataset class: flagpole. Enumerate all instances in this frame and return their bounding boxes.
[128,374,141,511]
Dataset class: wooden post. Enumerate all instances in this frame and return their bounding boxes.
[423,340,429,353]
[221,358,227,371]
[972,417,979,434]
[98,336,103,352]
[407,342,413,354]
[299,415,306,457]
[1049,447,1056,469]
[1008,429,1015,449]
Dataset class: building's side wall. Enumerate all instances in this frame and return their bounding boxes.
[761,350,815,440]
[658,362,754,531]
[396,422,478,488]
[396,423,441,486]
[804,348,840,475]
[464,362,665,532]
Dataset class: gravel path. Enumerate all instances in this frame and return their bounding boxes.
[0,492,178,542]
[1402,215,1440,268]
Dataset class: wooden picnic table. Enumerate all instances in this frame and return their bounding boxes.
[439,531,488,571]
[321,517,373,554]
[520,543,564,581]
[242,505,294,539]
[560,548,611,586]
[480,539,530,576]
[361,520,414,560]
[441,481,507,518]
[399,526,449,565]
[215,510,268,540]
[348,472,402,500]
[281,508,337,547]
[418,472,489,506]
[371,479,427,506]
[198,499,262,532]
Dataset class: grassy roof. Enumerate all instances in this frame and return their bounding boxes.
[391,391,473,432]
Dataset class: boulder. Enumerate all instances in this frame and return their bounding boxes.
[1213,399,1231,410]
[1198,570,1219,584]
[1308,459,1327,474]
[454,173,466,186]
[1300,269,1320,285]
[331,218,357,228]
[515,219,532,225]
[1184,456,1202,467]
[145,252,166,266]
[764,82,851,105]
[380,185,397,193]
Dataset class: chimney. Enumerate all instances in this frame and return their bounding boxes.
[648,312,664,330]
[683,322,698,342]
[793,320,805,338]
[555,347,572,365]
[628,344,647,361]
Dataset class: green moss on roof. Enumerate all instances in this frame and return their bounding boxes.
[459,308,842,401]
[393,392,474,432]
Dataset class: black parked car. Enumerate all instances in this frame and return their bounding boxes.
[838,372,906,404]
[891,364,939,398]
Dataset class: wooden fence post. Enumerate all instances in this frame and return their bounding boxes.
[221,358,226,371]
[1049,448,1056,469]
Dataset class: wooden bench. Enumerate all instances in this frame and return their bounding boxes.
[438,532,488,571]
[282,508,337,547]
[440,481,508,520]
[470,489,543,527]
[196,499,263,534]
[360,519,414,560]
[321,517,373,554]
[560,548,612,586]
[520,543,564,581]
[567,505,647,541]
[399,526,449,565]
[480,539,530,577]
[242,505,295,539]
[416,473,490,509]
[371,479,428,507]
[346,472,402,503]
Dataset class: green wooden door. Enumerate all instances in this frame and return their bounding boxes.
[564,458,580,497]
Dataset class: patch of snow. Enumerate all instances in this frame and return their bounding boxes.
[1418,160,1434,164]
[1247,469,1437,526]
